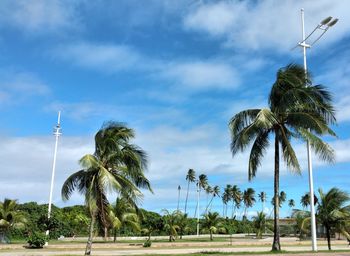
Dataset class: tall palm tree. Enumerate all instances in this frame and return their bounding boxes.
[258,192,267,212]
[317,187,350,250]
[243,188,256,219]
[205,185,220,213]
[184,169,196,214]
[61,122,152,255]
[222,192,229,218]
[0,199,26,243]
[222,185,232,218]
[229,64,336,251]
[205,185,213,214]
[194,174,208,217]
[231,185,242,219]
[201,212,224,241]
[109,198,140,242]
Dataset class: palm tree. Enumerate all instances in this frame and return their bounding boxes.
[253,211,270,239]
[222,185,232,218]
[109,198,140,242]
[0,199,26,243]
[177,212,190,239]
[258,192,267,212]
[205,185,213,214]
[201,212,224,241]
[162,210,180,242]
[61,122,152,255]
[288,199,295,216]
[301,193,310,209]
[243,188,256,219]
[194,174,208,217]
[229,64,336,251]
[231,185,242,219]
[222,192,229,218]
[184,169,196,214]
[317,187,350,250]
[206,185,220,213]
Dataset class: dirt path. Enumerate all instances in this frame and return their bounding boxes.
[0,245,349,256]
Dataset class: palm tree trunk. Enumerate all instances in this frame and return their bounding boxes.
[205,196,214,214]
[113,229,117,243]
[272,134,281,251]
[184,181,190,214]
[231,201,235,219]
[326,225,331,250]
[210,230,213,241]
[85,214,95,255]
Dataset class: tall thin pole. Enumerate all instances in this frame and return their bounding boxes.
[46,111,62,241]
[177,185,181,211]
[300,9,317,252]
[196,181,200,236]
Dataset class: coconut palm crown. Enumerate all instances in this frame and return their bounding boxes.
[229,64,336,251]
[61,121,152,255]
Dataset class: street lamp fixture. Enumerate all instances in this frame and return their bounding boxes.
[295,9,338,252]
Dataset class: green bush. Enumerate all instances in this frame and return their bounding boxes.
[143,239,152,247]
[27,232,47,248]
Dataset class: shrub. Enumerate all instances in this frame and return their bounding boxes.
[143,239,152,247]
[27,232,47,248]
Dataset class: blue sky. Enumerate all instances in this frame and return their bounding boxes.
[1,0,350,218]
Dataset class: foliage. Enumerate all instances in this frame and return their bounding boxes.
[252,211,270,238]
[317,187,350,250]
[201,212,225,241]
[143,239,152,247]
[229,64,336,251]
[27,232,47,248]
[162,210,180,242]
[0,199,27,243]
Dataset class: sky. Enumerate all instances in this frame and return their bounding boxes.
[1,0,350,219]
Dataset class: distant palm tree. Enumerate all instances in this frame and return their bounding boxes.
[258,192,267,212]
[194,174,208,217]
[205,185,213,214]
[317,187,350,250]
[61,122,152,255]
[243,188,256,219]
[300,193,310,209]
[0,199,26,243]
[109,198,140,242]
[222,185,232,218]
[229,64,336,251]
[201,212,224,241]
[231,185,242,219]
[288,199,295,216]
[205,185,220,213]
[184,169,196,214]
[271,191,287,208]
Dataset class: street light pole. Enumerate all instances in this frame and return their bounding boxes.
[297,8,338,252]
[46,111,62,241]
[196,181,200,236]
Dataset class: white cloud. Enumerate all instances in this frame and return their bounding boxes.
[52,41,241,90]
[163,61,240,89]
[184,0,350,52]
[0,71,50,106]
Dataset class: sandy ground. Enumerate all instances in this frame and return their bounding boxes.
[0,237,349,256]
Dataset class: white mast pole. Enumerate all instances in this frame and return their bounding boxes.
[300,9,317,252]
[46,111,62,241]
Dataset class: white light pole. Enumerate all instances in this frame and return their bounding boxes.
[46,111,62,241]
[297,9,338,252]
[196,181,200,236]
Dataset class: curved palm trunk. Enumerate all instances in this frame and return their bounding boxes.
[272,135,281,251]
[85,213,96,255]
[184,181,190,214]
[326,225,331,250]
[205,196,214,214]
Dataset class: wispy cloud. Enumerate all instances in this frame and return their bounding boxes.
[52,41,241,91]
[0,71,50,106]
[184,0,350,52]
[0,0,80,35]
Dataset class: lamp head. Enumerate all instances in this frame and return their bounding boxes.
[320,16,332,25]
[328,18,338,27]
